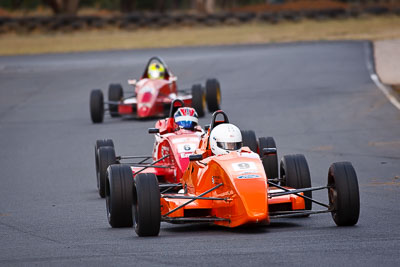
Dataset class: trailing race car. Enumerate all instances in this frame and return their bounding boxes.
[94,100,204,199]
[90,56,221,123]
[106,111,360,236]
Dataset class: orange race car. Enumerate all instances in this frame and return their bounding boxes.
[106,111,360,236]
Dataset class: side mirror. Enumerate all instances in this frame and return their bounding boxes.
[189,154,203,161]
[262,148,277,156]
[128,79,137,85]
[148,128,159,134]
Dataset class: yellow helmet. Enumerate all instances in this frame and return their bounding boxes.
[148,63,165,79]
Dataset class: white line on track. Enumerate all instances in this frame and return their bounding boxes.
[364,42,400,111]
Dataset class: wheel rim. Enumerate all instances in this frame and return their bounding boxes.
[328,187,338,212]
[202,93,206,110]
[216,87,221,105]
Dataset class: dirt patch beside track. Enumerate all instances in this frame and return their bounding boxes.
[0,15,399,56]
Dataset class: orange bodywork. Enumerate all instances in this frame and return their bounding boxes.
[160,130,306,228]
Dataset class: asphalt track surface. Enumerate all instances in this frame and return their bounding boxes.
[0,41,399,266]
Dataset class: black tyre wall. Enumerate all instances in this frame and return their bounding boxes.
[90,89,104,123]
[108,84,123,117]
[280,154,312,210]
[258,137,278,179]
[205,78,221,112]
[106,164,133,227]
[97,146,116,198]
[328,162,360,226]
[241,130,258,153]
[133,173,161,237]
[191,84,205,117]
[95,139,114,190]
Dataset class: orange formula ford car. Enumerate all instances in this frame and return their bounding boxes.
[89,56,221,123]
[105,111,360,236]
[94,100,204,198]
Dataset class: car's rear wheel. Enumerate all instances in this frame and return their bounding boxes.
[106,164,133,227]
[280,154,312,211]
[205,78,221,112]
[90,89,104,123]
[328,162,360,226]
[191,84,205,117]
[108,84,123,117]
[97,146,116,198]
[133,173,161,237]
[241,130,258,153]
[95,139,114,190]
[258,137,278,179]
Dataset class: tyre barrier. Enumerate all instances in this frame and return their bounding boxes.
[0,6,399,34]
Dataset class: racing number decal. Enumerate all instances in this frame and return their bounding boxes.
[177,143,196,153]
[177,143,196,158]
[232,162,257,172]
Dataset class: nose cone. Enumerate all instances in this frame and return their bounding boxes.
[138,105,151,117]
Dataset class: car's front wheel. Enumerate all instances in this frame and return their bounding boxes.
[191,84,205,117]
[133,173,161,237]
[328,162,360,226]
[241,130,258,153]
[106,164,133,227]
[258,137,278,180]
[280,154,312,211]
[205,78,221,112]
[90,89,104,123]
[108,84,123,117]
[97,146,116,198]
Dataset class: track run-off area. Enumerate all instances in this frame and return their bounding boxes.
[0,41,399,266]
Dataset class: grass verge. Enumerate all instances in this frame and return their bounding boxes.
[0,15,400,56]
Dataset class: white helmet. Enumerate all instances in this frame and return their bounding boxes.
[209,123,242,156]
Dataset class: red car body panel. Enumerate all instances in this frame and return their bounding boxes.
[129,117,203,184]
[118,78,192,118]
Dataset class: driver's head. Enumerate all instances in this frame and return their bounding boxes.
[148,63,165,79]
[209,123,242,155]
[174,107,198,130]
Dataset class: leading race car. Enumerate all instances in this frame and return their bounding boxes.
[106,111,360,236]
[90,56,221,123]
[94,100,204,199]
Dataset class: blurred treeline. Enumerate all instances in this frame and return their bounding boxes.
[2,0,254,13]
[0,0,394,15]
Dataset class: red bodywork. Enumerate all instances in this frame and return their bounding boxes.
[130,117,203,183]
[118,77,192,119]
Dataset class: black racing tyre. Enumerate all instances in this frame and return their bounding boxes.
[280,154,312,211]
[106,164,133,227]
[328,162,360,226]
[95,139,114,190]
[97,146,116,198]
[191,84,205,117]
[133,173,161,237]
[258,137,278,179]
[108,84,123,117]
[241,130,258,153]
[90,89,104,123]
[205,78,221,112]
[95,139,114,150]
